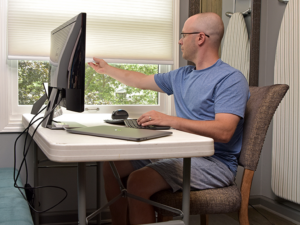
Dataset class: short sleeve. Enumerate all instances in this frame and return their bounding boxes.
[154,72,174,95]
[214,72,249,118]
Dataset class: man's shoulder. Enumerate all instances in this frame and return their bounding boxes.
[218,60,241,73]
[215,60,247,80]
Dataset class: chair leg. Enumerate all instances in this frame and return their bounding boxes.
[200,214,208,225]
[239,169,254,225]
[157,214,173,222]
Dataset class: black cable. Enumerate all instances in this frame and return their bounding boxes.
[249,204,275,225]
[14,105,47,184]
[14,100,58,183]
[23,106,47,184]
[13,106,48,186]
[13,106,46,184]
[14,101,68,213]
[14,98,68,213]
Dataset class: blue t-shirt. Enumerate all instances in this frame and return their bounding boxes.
[154,59,249,175]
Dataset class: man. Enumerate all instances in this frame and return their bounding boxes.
[88,12,249,225]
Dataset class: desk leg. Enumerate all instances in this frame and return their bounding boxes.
[78,162,87,225]
[34,142,40,225]
[96,162,102,224]
[182,158,191,225]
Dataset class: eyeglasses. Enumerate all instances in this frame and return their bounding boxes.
[180,32,210,39]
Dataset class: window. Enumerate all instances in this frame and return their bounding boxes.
[18,61,159,106]
[15,60,172,115]
[0,0,179,132]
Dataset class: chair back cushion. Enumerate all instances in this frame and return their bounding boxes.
[239,84,289,170]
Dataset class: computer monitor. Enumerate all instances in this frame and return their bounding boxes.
[42,13,86,128]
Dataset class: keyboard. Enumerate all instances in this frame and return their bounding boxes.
[123,119,170,130]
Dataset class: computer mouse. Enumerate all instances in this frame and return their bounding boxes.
[111,109,129,119]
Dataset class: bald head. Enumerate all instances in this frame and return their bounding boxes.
[185,12,224,48]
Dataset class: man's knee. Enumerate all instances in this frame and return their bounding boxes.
[127,170,145,196]
[103,161,135,180]
[127,167,170,198]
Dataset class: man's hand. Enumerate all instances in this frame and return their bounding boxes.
[137,110,172,127]
[88,57,109,74]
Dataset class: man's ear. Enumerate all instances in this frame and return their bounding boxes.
[198,34,205,46]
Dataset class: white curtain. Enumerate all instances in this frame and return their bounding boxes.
[7,0,174,64]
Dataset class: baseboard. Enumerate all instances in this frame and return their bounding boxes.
[249,195,300,223]
[37,209,111,225]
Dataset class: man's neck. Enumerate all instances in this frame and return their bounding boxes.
[193,51,220,70]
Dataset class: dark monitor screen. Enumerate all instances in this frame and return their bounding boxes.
[42,13,86,128]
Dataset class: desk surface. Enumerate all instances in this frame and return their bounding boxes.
[23,114,214,163]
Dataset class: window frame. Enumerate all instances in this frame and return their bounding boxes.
[0,0,179,132]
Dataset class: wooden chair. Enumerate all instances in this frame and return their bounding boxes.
[151,84,289,225]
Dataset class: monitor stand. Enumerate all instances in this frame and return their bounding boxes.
[41,88,62,129]
[31,82,49,115]
[31,94,47,115]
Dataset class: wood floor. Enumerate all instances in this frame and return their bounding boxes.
[98,205,300,225]
[44,205,300,225]
[188,205,300,225]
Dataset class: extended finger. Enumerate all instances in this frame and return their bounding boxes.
[93,57,101,63]
[88,62,98,69]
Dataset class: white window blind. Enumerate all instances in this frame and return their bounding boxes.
[7,0,174,64]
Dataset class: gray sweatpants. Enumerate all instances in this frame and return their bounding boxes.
[130,157,235,192]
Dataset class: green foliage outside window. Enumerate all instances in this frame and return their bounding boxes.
[18,61,159,106]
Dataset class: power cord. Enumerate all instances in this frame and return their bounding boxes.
[14,106,46,186]
[23,106,47,185]
[14,98,68,213]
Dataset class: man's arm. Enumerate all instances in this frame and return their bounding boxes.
[88,57,164,92]
[137,111,240,143]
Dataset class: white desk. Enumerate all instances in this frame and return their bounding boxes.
[22,113,214,225]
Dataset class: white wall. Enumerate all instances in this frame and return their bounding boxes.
[0,133,34,185]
